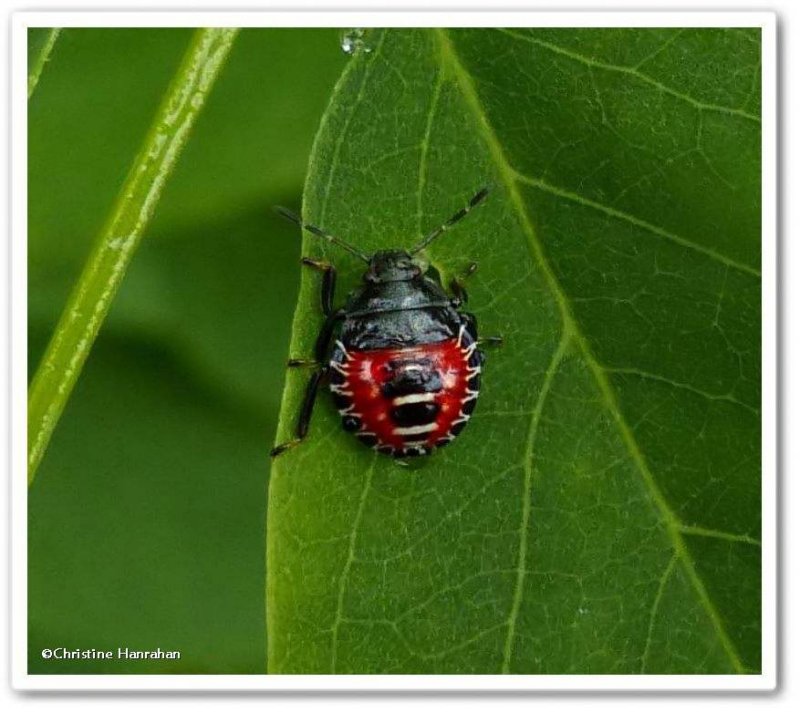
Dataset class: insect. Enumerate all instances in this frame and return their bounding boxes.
[270,187,500,459]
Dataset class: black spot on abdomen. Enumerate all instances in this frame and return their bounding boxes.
[342,416,361,432]
[391,401,440,427]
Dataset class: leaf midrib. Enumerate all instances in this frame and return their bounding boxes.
[434,27,747,674]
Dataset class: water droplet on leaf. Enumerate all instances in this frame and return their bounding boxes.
[341,29,372,55]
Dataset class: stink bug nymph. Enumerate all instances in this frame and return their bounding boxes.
[271,187,500,459]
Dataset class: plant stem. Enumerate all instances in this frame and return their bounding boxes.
[28,28,61,99]
[27,28,239,485]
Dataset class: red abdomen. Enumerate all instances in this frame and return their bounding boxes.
[329,326,481,457]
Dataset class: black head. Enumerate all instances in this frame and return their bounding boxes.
[364,250,423,283]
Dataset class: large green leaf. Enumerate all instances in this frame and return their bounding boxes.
[267,28,761,674]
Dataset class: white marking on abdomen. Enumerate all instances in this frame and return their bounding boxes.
[392,393,436,406]
[399,364,424,373]
[392,423,438,436]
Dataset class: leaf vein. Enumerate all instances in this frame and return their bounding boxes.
[632,29,685,70]
[496,28,760,123]
[502,331,571,673]
[640,553,678,673]
[513,171,760,278]
[603,365,759,414]
[330,455,376,673]
[417,66,445,237]
[679,524,761,547]
[318,30,387,225]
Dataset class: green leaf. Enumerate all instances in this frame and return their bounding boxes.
[27,28,239,484]
[267,28,761,674]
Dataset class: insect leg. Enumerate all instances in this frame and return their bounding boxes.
[270,367,329,458]
[301,257,337,316]
[478,336,504,347]
[460,312,502,367]
[272,309,346,457]
[314,308,346,362]
[284,262,343,366]
[461,311,502,347]
[450,262,478,305]
[286,358,319,368]
[286,321,344,369]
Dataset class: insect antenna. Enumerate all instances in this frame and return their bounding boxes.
[274,206,370,262]
[409,186,489,256]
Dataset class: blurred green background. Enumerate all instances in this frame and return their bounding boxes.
[27,28,347,673]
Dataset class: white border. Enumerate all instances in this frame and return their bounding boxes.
[14,10,782,28]
[11,10,777,692]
